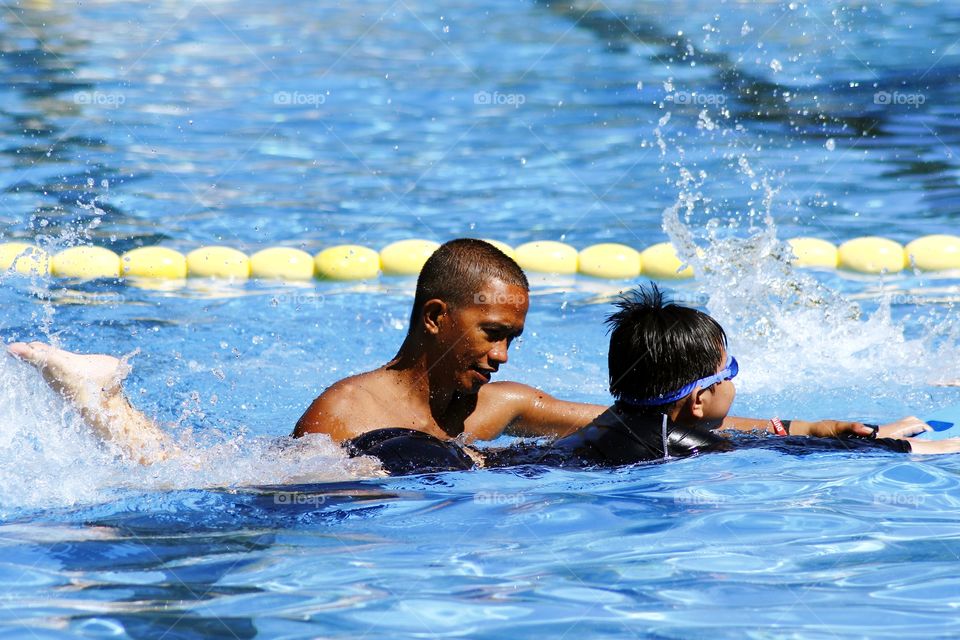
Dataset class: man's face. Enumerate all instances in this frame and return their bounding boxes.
[438,279,529,394]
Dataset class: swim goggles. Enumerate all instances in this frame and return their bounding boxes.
[620,354,739,407]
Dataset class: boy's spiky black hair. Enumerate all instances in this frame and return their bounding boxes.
[606,284,727,407]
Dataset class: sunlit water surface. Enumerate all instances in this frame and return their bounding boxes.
[2,0,960,637]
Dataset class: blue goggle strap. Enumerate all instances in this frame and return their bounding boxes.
[620,355,738,407]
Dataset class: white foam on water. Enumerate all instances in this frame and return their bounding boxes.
[0,352,378,515]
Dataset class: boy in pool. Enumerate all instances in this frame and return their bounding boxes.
[515,284,945,465]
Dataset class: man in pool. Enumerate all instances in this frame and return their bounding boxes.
[5,238,934,467]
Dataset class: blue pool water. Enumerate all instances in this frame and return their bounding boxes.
[3,0,960,637]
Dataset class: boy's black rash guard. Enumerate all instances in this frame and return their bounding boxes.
[542,419,732,464]
[482,416,733,468]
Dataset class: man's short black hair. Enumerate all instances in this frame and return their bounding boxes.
[410,239,529,331]
[606,284,726,406]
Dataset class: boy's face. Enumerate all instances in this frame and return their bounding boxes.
[694,350,737,428]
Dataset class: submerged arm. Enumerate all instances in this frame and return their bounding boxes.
[720,415,898,438]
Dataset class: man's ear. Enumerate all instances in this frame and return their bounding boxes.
[422,299,448,335]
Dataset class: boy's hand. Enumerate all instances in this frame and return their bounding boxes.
[791,420,877,438]
[796,417,931,439]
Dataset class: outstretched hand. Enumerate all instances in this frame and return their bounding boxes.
[801,417,930,439]
[800,420,875,438]
[877,416,931,438]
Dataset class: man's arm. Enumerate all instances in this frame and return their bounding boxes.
[468,382,606,441]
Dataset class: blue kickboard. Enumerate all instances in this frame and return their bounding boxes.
[919,403,960,440]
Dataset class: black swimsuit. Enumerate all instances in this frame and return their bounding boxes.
[346,420,912,476]
[344,428,475,475]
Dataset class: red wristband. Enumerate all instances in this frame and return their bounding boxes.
[770,417,788,436]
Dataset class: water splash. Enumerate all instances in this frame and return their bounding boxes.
[655,106,960,416]
[0,352,378,516]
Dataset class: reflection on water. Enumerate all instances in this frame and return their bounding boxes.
[4,457,960,638]
[3,1,960,638]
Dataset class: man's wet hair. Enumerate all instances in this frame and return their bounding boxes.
[606,284,726,408]
[410,239,529,330]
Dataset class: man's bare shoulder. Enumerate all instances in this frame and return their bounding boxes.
[323,369,387,401]
[294,369,389,441]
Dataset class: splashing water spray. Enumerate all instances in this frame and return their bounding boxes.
[653,97,960,417]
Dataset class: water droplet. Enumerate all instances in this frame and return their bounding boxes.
[825,138,836,151]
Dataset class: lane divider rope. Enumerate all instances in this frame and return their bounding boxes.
[0,235,958,281]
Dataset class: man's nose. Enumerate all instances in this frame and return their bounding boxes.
[489,339,509,364]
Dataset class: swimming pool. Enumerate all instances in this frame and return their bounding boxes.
[3,0,960,637]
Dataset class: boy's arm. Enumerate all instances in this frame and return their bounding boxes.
[904,438,960,454]
[719,415,929,438]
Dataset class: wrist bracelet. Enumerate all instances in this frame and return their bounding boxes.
[770,417,788,436]
[863,423,879,439]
